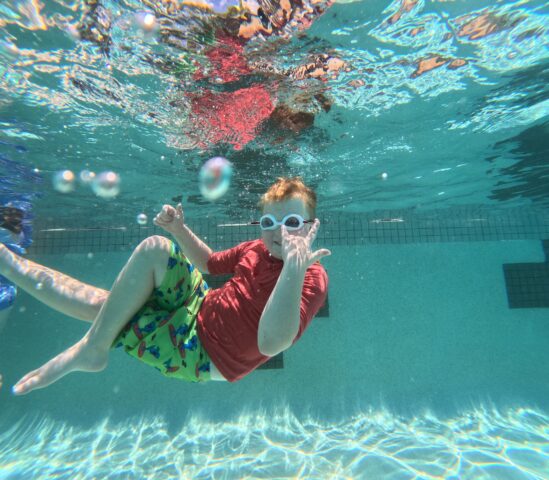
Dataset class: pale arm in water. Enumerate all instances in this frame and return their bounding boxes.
[153,204,212,273]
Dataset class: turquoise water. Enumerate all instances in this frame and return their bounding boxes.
[1,0,548,478]
[1,241,548,478]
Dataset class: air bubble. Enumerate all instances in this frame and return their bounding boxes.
[199,157,233,201]
[92,171,121,199]
[53,170,76,193]
[134,11,157,32]
[79,170,96,184]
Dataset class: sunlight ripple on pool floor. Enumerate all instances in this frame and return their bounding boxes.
[0,406,547,479]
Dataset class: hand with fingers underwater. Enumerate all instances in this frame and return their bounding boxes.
[279,219,331,272]
[153,203,185,236]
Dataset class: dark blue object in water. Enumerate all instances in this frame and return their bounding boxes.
[0,280,16,311]
[0,202,33,311]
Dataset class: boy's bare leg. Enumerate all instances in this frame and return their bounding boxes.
[12,236,171,395]
[0,244,108,323]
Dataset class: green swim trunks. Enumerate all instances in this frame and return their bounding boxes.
[112,240,211,382]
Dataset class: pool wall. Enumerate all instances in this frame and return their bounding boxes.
[1,206,548,429]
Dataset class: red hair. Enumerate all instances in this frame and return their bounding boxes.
[258,176,317,216]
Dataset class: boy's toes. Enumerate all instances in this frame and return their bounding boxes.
[12,370,40,395]
[16,369,37,384]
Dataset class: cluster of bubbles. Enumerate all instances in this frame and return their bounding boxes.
[199,156,233,201]
[52,156,232,227]
[52,169,120,198]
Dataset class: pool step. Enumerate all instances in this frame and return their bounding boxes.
[503,239,549,309]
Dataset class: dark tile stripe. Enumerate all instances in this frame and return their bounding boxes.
[28,207,549,255]
[503,239,549,309]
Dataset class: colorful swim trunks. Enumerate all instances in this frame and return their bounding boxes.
[112,240,211,382]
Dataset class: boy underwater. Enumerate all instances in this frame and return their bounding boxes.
[1,177,330,394]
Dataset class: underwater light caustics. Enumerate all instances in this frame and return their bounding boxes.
[0,406,547,478]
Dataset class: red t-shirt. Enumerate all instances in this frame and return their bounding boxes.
[196,239,328,382]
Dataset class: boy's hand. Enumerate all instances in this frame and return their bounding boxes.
[280,219,331,271]
[154,203,185,235]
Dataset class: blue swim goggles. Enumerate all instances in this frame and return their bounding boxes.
[251,214,313,231]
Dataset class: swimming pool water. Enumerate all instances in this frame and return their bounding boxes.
[1,0,548,478]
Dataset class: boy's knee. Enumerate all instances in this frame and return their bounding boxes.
[136,235,172,259]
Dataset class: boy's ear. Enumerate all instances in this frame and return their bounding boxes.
[0,206,24,235]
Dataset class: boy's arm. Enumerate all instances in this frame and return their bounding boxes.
[257,263,305,356]
[258,220,331,356]
[170,224,213,274]
[154,204,212,273]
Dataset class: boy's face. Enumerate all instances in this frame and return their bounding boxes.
[261,197,313,260]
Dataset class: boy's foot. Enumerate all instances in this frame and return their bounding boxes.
[12,337,108,395]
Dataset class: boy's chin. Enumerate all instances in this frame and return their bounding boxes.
[268,247,282,259]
